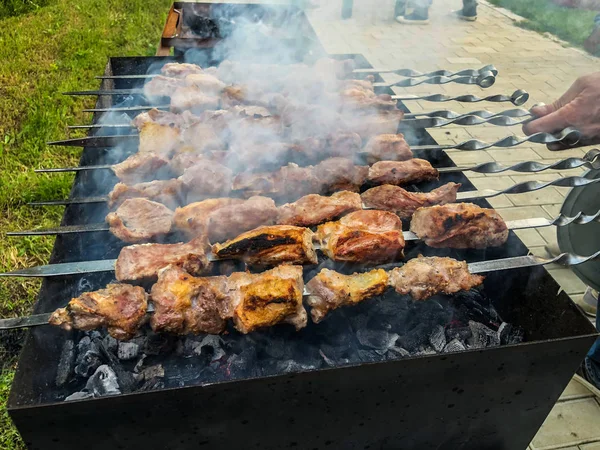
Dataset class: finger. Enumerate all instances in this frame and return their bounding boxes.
[529,79,582,118]
[522,109,570,135]
[547,136,600,150]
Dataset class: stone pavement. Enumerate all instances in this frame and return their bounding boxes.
[306,1,600,449]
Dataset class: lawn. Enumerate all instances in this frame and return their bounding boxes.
[488,0,599,50]
[0,0,171,447]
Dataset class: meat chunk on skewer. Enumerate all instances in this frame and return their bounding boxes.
[410,203,509,249]
[212,225,318,267]
[108,178,184,210]
[173,198,244,239]
[224,265,307,334]
[143,76,184,98]
[315,210,405,264]
[367,159,439,186]
[277,191,362,227]
[138,121,182,156]
[131,108,188,130]
[112,152,170,184]
[150,265,227,335]
[306,268,389,323]
[389,256,485,301]
[361,182,461,219]
[232,164,323,199]
[351,111,405,139]
[184,73,226,93]
[115,236,209,282]
[49,284,148,340]
[363,133,413,163]
[179,160,233,201]
[314,158,368,194]
[170,86,221,113]
[161,62,204,78]
[106,198,174,244]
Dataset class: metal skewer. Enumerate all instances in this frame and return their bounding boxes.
[373,71,496,89]
[354,65,498,78]
[392,90,529,106]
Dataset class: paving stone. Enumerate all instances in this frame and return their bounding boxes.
[581,442,600,449]
[559,378,595,401]
[547,269,588,296]
[496,206,550,221]
[510,188,566,207]
[514,228,546,248]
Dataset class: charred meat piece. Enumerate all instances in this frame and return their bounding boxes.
[107,178,184,210]
[224,265,307,334]
[361,182,461,219]
[389,256,485,301]
[138,121,182,156]
[313,157,368,194]
[143,76,184,98]
[179,160,233,201]
[277,191,362,227]
[49,284,148,340]
[363,133,413,163]
[410,203,509,249]
[368,159,439,186]
[170,86,221,113]
[207,196,279,243]
[173,198,244,239]
[115,236,209,282]
[212,225,318,267]
[112,152,170,184]
[315,210,405,264]
[306,268,389,323]
[106,198,174,244]
[161,62,204,78]
[150,265,227,335]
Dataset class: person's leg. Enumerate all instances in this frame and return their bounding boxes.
[455,0,478,21]
[584,13,600,54]
[396,0,431,24]
[582,291,600,389]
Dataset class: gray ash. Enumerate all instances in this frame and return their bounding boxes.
[59,287,524,401]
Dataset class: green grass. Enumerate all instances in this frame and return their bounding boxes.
[488,0,599,49]
[0,0,171,447]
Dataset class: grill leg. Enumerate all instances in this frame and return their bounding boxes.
[341,0,353,19]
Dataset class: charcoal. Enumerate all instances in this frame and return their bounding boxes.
[428,325,447,353]
[118,341,140,360]
[443,339,466,353]
[144,330,176,355]
[445,326,472,343]
[85,365,121,397]
[415,346,437,356]
[65,391,94,402]
[498,322,525,345]
[166,362,203,387]
[468,321,500,349]
[55,339,75,387]
[102,334,118,354]
[357,349,382,362]
[141,364,165,380]
[138,377,165,392]
[99,341,136,393]
[226,347,259,378]
[275,360,316,373]
[388,346,410,358]
[133,354,147,374]
[74,336,102,378]
[397,323,431,352]
[186,335,226,361]
[356,328,398,354]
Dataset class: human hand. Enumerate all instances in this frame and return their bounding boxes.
[523,72,600,147]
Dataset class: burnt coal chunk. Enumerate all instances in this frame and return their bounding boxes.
[74,336,102,378]
[356,328,399,354]
[468,321,500,349]
[99,340,137,393]
[443,338,466,353]
[445,326,472,343]
[85,365,121,397]
[428,325,447,353]
[453,290,501,329]
[498,322,525,345]
[56,339,75,387]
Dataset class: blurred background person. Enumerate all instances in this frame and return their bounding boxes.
[395,0,478,24]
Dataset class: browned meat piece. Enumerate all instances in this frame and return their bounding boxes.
[150,265,227,335]
[229,141,295,169]
[169,146,228,176]
[107,178,184,210]
[212,225,318,267]
[367,159,439,186]
[232,164,322,199]
[277,191,362,227]
[131,108,187,130]
[179,160,233,201]
[220,85,247,108]
[361,183,461,219]
[363,133,413,163]
[184,73,226,93]
[314,157,368,194]
[351,110,405,138]
[115,236,209,282]
[106,198,174,244]
[389,256,485,301]
[180,121,225,153]
[173,198,244,239]
[315,210,405,264]
[306,268,389,323]
[49,284,148,340]
[224,265,307,333]
[138,122,182,156]
[112,152,170,184]
[161,62,204,78]
[143,75,184,98]
[410,203,509,249]
[328,132,363,158]
[170,86,221,113]
[207,196,279,243]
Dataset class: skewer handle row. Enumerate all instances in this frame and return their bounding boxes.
[374,71,496,89]
[355,64,498,78]
[469,176,600,200]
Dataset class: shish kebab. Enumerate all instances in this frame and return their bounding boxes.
[2,250,600,339]
[4,203,600,282]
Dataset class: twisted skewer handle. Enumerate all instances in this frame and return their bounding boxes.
[465,176,600,200]
[551,209,600,226]
[406,108,532,119]
[394,89,529,106]
[355,64,498,78]
[407,114,532,128]
[374,71,496,88]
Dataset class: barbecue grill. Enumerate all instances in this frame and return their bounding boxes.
[4,3,600,450]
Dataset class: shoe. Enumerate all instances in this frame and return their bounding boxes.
[394,0,407,18]
[577,357,600,392]
[580,287,599,317]
[453,9,477,21]
[584,19,600,54]
[396,9,429,24]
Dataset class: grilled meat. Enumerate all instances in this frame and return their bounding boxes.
[224,265,307,334]
[351,111,405,138]
[306,268,389,323]
[180,121,225,153]
[410,203,509,249]
[170,86,221,113]
[184,73,226,93]
[328,132,363,158]
[363,133,413,163]
[138,121,182,156]
[106,198,174,244]
[173,198,244,239]
[367,159,439,186]
[131,108,189,130]
[277,191,362,227]
[115,236,209,282]
[112,152,170,184]
[143,75,184,98]
[314,157,368,194]
[315,210,405,264]
[212,225,318,267]
[232,163,322,199]
[161,62,204,78]
[107,178,184,210]
[389,255,484,301]
[207,196,279,243]
[150,265,227,335]
[361,182,461,219]
[49,284,148,340]
[179,160,233,201]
